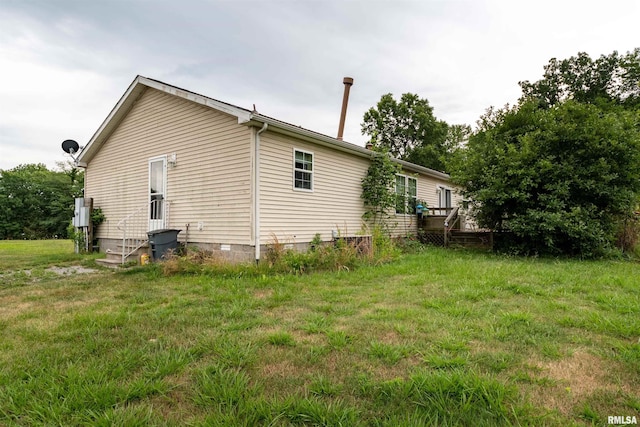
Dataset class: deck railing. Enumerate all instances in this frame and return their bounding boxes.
[426,207,454,216]
[443,206,460,247]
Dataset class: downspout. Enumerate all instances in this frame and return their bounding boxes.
[254,122,268,263]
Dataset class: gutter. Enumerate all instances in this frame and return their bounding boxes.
[254,122,268,263]
[243,114,451,180]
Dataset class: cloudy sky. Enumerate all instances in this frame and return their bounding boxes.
[0,0,638,171]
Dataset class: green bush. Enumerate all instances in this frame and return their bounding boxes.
[451,50,640,258]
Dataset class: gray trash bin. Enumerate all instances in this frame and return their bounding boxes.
[147,229,181,260]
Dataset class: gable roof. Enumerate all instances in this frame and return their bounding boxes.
[77,75,450,180]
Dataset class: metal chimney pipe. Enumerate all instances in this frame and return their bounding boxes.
[337,77,354,140]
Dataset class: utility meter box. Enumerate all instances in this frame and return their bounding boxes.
[73,198,90,227]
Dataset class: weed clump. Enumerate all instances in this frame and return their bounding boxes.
[160,248,251,277]
[158,229,402,277]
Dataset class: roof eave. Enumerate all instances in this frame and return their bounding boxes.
[243,115,450,180]
[394,158,450,180]
[245,114,374,159]
[140,77,252,122]
[77,76,252,164]
[77,75,146,164]
[77,76,449,181]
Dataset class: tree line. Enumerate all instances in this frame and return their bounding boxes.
[0,163,83,239]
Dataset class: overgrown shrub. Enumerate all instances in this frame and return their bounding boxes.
[451,50,640,258]
[361,147,400,231]
[371,226,402,261]
[273,238,360,274]
[161,247,252,277]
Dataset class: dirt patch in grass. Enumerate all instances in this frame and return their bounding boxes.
[0,290,102,326]
[253,289,273,299]
[6,292,99,312]
[378,330,405,345]
[46,265,99,275]
[263,306,308,320]
[0,265,99,284]
[259,357,312,398]
[530,351,633,416]
[147,371,202,423]
[292,329,327,345]
[261,358,297,379]
[0,298,34,319]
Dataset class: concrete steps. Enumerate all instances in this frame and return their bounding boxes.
[95,243,149,268]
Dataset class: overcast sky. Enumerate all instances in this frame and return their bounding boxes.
[0,0,638,171]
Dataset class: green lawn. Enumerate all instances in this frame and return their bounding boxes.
[0,239,99,270]
[1,241,639,426]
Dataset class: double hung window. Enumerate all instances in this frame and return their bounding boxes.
[395,174,417,214]
[294,149,313,191]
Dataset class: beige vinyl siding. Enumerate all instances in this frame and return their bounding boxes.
[85,88,252,245]
[259,131,461,242]
[390,172,463,236]
[259,131,370,243]
[419,176,463,211]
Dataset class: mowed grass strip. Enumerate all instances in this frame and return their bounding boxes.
[0,239,102,271]
[0,240,639,425]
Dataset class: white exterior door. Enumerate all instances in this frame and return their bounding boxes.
[149,156,167,231]
[439,186,452,215]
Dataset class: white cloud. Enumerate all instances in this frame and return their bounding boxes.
[0,0,638,170]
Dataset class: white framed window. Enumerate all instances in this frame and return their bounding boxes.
[293,149,313,191]
[395,174,417,214]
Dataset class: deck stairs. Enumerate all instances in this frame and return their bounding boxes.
[419,207,492,250]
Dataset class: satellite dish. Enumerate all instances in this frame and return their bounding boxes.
[62,139,80,155]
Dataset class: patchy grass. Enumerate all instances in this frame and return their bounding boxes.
[0,242,639,425]
[0,239,100,271]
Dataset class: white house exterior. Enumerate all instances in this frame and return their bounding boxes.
[77,76,462,262]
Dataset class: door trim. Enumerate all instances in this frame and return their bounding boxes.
[148,155,167,231]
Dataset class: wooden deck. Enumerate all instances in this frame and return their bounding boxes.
[418,209,492,249]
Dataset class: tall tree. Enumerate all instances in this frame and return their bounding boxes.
[0,163,82,239]
[451,49,640,256]
[361,93,452,171]
[519,49,640,108]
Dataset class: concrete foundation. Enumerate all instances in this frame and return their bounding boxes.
[96,236,372,264]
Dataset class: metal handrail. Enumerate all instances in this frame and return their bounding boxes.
[116,204,146,264]
[115,199,168,264]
